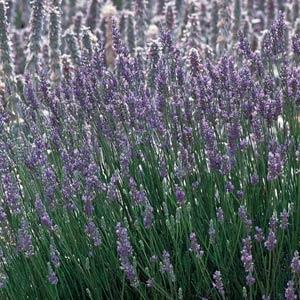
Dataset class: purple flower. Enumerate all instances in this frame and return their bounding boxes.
[116,223,139,287]
[189,48,201,76]
[269,213,278,232]
[241,237,255,286]
[291,251,300,274]
[201,119,221,171]
[189,232,204,258]
[143,205,154,229]
[264,230,277,251]
[226,181,235,193]
[285,281,297,300]
[0,273,7,289]
[42,166,58,208]
[246,274,256,286]
[85,219,102,247]
[213,270,225,296]
[216,207,224,223]
[26,136,47,168]
[150,255,158,263]
[292,33,300,55]
[48,263,58,285]
[236,190,244,199]
[280,209,289,230]
[209,219,216,242]
[238,32,253,59]
[85,163,101,191]
[50,242,60,268]
[82,191,94,217]
[1,173,21,215]
[146,278,155,288]
[16,218,34,257]
[129,178,147,205]
[175,186,185,207]
[254,227,265,242]
[107,173,119,202]
[241,237,253,273]
[250,174,259,185]
[267,146,284,181]
[220,155,232,175]
[160,250,175,282]
[227,117,241,156]
[238,206,252,232]
[35,197,54,231]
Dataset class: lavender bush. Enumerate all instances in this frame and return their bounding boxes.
[0,0,300,299]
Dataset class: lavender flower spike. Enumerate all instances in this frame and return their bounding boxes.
[16,218,34,257]
[85,219,102,247]
[291,251,300,274]
[189,232,204,258]
[264,230,277,251]
[160,250,176,282]
[285,281,297,300]
[48,263,58,285]
[241,237,255,286]
[143,204,154,229]
[116,223,139,287]
[175,186,185,207]
[50,241,60,268]
[213,270,225,296]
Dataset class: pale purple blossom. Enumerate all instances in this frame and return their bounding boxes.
[264,230,277,251]
[209,219,216,242]
[143,205,154,229]
[50,242,60,268]
[48,263,58,285]
[213,270,225,296]
[238,206,252,231]
[285,281,297,300]
[175,186,185,207]
[216,207,224,223]
[85,219,102,247]
[160,250,176,282]
[189,232,204,258]
[291,251,300,274]
[16,218,34,257]
[254,227,265,242]
[241,237,255,286]
[280,209,289,230]
[116,223,139,287]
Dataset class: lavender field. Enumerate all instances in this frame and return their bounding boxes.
[0,0,300,299]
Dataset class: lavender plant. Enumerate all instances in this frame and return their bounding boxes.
[0,0,300,299]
